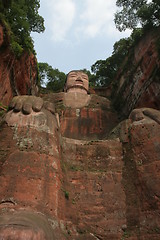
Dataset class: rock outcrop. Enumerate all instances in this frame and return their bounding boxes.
[0,22,38,107]
[0,96,64,239]
[112,27,160,119]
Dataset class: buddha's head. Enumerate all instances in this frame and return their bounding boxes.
[64,70,89,94]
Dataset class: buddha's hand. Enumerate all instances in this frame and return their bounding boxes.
[9,95,55,115]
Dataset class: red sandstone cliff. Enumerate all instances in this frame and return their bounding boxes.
[0,22,38,107]
[112,27,160,119]
[0,23,160,240]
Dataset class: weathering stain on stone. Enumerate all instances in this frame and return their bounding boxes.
[0,27,160,239]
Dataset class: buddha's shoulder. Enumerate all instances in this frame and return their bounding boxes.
[42,92,65,104]
[88,94,111,110]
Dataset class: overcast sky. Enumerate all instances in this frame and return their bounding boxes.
[32,0,131,74]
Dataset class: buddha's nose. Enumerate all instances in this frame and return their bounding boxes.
[76,75,82,81]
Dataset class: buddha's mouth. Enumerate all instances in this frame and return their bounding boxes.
[66,84,88,93]
[75,79,83,85]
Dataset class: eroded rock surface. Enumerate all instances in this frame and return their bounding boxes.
[0,211,57,240]
[0,96,64,239]
[121,109,160,239]
[0,68,160,240]
[0,23,38,106]
[112,27,160,119]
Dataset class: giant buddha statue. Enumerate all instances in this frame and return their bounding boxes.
[0,71,160,239]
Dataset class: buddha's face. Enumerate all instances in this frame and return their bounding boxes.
[65,71,89,93]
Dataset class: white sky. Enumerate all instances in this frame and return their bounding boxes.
[32,0,131,74]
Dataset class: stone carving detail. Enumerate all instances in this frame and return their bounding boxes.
[64,70,89,94]
[0,71,160,239]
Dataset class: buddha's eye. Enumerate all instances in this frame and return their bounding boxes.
[69,75,76,78]
[82,76,88,80]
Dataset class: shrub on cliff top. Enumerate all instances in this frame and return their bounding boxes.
[115,0,160,31]
[0,0,45,55]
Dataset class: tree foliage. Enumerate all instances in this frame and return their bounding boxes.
[91,37,132,86]
[90,27,145,87]
[0,0,45,54]
[115,0,160,31]
[91,0,160,87]
[38,63,66,92]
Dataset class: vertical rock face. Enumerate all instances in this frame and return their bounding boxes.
[118,109,160,240]
[0,99,65,239]
[0,29,160,239]
[61,138,126,239]
[0,22,38,106]
[112,28,160,119]
[0,98,160,239]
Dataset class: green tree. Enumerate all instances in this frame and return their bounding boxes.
[0,0,45,54]
[114,0,160,31]
[91,37,131,87]
[0,0,12,10]
[38,63,66,92]
[90,1,160,88]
